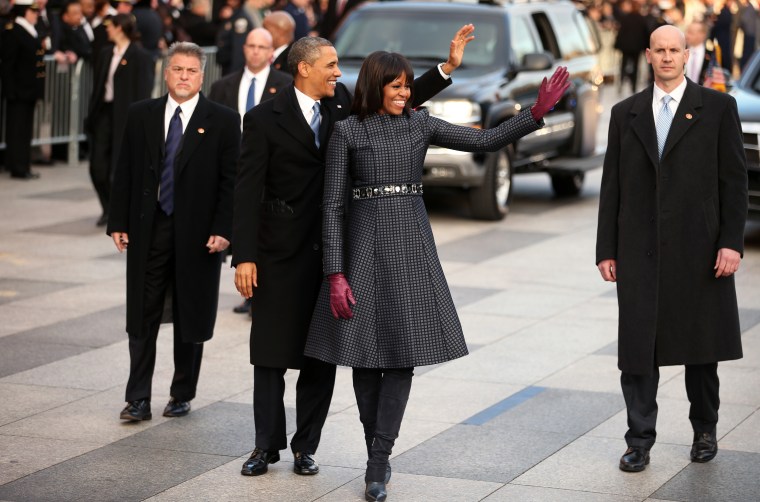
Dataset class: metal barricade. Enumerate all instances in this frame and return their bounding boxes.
[0,47,222,167]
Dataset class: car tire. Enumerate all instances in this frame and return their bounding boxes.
[469,148,513,220]
[550,170,585,197]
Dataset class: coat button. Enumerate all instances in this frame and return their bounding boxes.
[312,243,320,251]
[647,250,653,256]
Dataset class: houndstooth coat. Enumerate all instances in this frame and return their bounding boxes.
[304,108,541,368]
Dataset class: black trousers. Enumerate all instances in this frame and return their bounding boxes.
[89,103,113,214]
[5,100,36,177]
[125,209,204,402]
[621,362,719,449]
[353,367,414,482]
[619,52,640,93]
[253,356,336,453]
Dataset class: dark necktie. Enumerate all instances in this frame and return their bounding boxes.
[160,106,182,215]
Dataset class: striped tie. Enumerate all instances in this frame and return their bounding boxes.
[656,95,673,159]
[160,107,182,215]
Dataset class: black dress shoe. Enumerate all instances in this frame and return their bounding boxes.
[96,214,109,227]
[241,448,280,476]
[163,398,191,417]
[691,432,718,462]
[365,481,387,501]
[619,446,650,472]
[293,451,319,475]
[120,399,152,421]
[233,298,252,314]
[10,172,40,180]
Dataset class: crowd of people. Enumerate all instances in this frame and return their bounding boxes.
[0,1,750,501]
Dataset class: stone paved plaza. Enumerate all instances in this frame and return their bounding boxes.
[1,87,759,501]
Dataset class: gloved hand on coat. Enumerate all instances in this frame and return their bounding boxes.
[328,273,356,319]
[531,66,571,122]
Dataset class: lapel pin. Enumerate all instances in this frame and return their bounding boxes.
[685,113,693,120]
[197,128,205,134]
[337,105,342,109]
[120,59,127,65]
[268,87,276,94]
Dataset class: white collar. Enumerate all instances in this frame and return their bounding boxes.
[167,92,200,120]
[653,77,687,106]
[15,16,38,38]
[243,64,270,83]
[294,85,319,117]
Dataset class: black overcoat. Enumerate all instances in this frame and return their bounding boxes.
[233,69,450,369]
[596,81,747,375]
[0,21,45,103]
[108,94,240,343]
[87,43,154,166]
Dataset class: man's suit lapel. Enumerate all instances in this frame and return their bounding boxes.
[661,81,702,160]
[629,85,659,169]
[274,86,321,155]
[146,96,167,179]
[176,93,211,177]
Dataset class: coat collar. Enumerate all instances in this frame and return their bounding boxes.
[273,85,321,156]
[629,80,703,167]
[145,93,213,177]
[176,92,212,177]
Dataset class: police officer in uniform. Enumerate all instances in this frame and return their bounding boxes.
[1,0,46,179]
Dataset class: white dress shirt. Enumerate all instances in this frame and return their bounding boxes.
[652,77,687,119]
[165,92,200,139]
[104,42,129,103]
[294,85,320,124]
[687,43,705,82]
[237,65,270,119]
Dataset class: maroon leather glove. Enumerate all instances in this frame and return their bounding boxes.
[531,66,571,122]
[328,273,356,319]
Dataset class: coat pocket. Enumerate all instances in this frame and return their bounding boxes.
[702,197,719,242]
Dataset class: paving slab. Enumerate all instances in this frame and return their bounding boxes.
[391,422,575,483]
[318,472,503,502]
[148,457,363,502]
[0,435,101,485]
[0,382,94,426]
[512,436,690,499]
[652,450,760,502]
[484,484,641,501]
[437,228,556,263]
[0,443,234,502]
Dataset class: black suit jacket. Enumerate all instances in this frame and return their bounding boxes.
[108,93,241,342]
[208,66,293,114]
[272,44,291,73]
[233,67,450,368]
[87,43,154,157]
[0,21,45,102]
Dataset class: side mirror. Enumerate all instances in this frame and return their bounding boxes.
[520,52,554,72]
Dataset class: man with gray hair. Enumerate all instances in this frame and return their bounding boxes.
[233,28,474,478]
[108,42,241,422]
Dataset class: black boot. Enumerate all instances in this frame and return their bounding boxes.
[365,368,413,484]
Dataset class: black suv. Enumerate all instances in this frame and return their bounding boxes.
[333,0,604,220]
[730,50,760,219]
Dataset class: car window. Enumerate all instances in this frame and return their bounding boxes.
[531,12,561,59]
[511,16,540,64]
[547,10,591,58]
[334,11,507,69]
